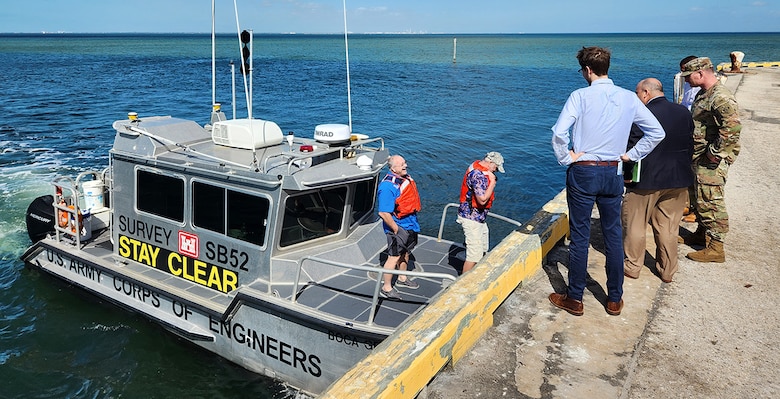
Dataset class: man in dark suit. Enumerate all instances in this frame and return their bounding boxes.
[622,78,694,283]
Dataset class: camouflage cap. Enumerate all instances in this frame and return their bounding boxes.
[680,57,714,76]
[484,151,505,173]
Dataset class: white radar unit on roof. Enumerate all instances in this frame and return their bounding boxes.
[314,124,351,145]
[211,119,283,150]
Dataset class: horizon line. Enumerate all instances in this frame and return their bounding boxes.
[3,31,779,36]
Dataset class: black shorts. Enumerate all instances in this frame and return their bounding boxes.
[386,227,418,256]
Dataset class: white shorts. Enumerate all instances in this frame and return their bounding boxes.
[457,215,489,263]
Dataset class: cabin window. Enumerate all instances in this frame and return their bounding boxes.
[193,182,225,232]
[193,181,269,246]
[351,178,377,225]
[137,170,184,222]
[280,187,346,247]
[227,190,268,245]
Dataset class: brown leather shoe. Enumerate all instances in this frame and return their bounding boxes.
[549,293,584,316]
[606,299,624,316]
[624,271,638,280]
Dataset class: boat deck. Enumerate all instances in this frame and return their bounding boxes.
[293,236,464,329]
[36,227,465,333]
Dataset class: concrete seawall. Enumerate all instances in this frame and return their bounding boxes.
[321,192,570,398]
[322,67,780,398]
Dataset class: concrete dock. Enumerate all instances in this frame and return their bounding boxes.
[423,67,780,398]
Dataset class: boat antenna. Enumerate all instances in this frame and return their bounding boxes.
[342,0,353,132]
[211,0,216,108]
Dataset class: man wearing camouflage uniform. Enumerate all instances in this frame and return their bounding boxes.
[679,57,742,262]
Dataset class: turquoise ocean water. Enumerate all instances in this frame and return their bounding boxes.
[1,32,778,398]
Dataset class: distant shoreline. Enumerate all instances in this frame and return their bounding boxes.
[1,31,779,37]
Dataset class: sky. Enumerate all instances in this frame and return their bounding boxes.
[1,0,777,34]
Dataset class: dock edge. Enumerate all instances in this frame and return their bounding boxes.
[321,189,569,398]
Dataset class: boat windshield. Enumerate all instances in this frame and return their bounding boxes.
[350,178,376,225]
[280,178,377,248]
[280,187,346,247]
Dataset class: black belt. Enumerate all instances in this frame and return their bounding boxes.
[573,161,619,167]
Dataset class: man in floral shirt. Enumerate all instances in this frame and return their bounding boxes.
[457,152,505,273]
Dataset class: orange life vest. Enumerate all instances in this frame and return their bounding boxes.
[57,200,69,227]
[57,201,82,233]
[459,160,495,210]
[383,173,422,219]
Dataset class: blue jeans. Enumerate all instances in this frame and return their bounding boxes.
[565,164,624,302]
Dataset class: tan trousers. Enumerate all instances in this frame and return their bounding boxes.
[622,187,687,281]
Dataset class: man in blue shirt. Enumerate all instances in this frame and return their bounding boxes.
[377,155,422,300]
[550,46,665,316]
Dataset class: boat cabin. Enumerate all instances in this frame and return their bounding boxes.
[108,114,388,295]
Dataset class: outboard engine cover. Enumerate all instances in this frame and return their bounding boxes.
[26,195,55,242]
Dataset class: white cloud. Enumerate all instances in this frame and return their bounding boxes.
[355,6,389,13]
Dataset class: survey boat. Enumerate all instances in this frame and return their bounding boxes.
[20,9,471,395]
[21,108,471,394]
